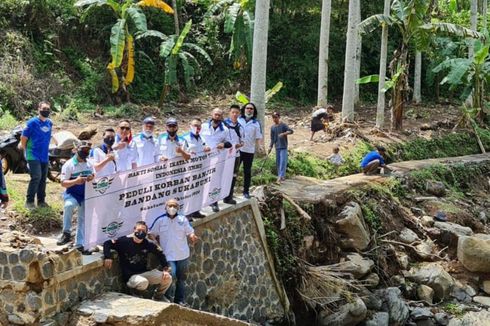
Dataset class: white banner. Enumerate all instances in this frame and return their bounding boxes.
[84,149,236,248]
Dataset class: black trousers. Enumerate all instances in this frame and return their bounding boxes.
[225,157,241,200]
[239,152,254,194]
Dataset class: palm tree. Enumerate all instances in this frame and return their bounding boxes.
[317,0,332,107]
[413,50,422,103]
[250,0,270,126]
[341,0,360,122]
[359,0,483,130]
[376,0,391,128]
[354,2,362,106]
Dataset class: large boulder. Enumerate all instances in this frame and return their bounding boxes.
[375,287,410,326]
[434,222,473,246]
[404,263,455,300]
[364,312,389,326]
[457,234,490,272]
[336,202,370,251]
[426,181,446,197]
[319,297,367,326]
[448,310,490,326]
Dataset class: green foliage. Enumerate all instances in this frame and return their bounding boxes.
[361,202,381,231]
[60,100,81,121]
[0,112,19,130]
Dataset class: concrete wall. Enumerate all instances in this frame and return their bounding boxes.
[186,200,289,323]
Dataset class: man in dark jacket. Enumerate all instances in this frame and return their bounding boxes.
[269,112,293,183]
[103,221,172,300]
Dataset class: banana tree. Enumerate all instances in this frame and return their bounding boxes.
[204,0,254,69]
[359,0,483,130]
[75,0,174,97]
[158,20,213,107]
[433,41,490,122]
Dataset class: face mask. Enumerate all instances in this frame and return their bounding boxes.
[212,119,221,125]
[167,207,178,216]
[191,126,200,135]
[134,231,147,240]
[245,112,253,118]
[143,130,153,138]
[78,150,89,160]
[40,110,50,118]
[167,130,177,137]
[104,137,115,147]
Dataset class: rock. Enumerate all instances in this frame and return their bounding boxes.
[426,181,446,197]
[434,312,449,325]
[364,312,389,326]
[303,235,315,250]
[414,196,439,203]
[451,285,473,303]
[411,307,433,320]
[457,234,490,272]
[416,320,435,326]
[411,207,425,216]
[390,275,406,287]
[448,310,490,326]
[434,221,473,238]
[363,273,380,288]
[473,296,490,307]
[420,215,435,227]
[319,297,367,326]
[400,228,420,244]
[479,211,487,224]
[482,280,490,295]
[333,253,374,279]
[396,252,410,270]
[417,285,434,304]
[336,202,370,251]
[360,290,382,310]
[405,262,455,300]
[464,285,477,297]
[376,287,410,326]
[415,239,435,260]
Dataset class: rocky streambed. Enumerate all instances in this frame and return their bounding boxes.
[256,154,490,326]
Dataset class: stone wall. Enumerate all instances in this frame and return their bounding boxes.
[0,232,121,325]
[186,200,289,323]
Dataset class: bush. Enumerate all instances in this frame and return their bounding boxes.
[0,112,19,130]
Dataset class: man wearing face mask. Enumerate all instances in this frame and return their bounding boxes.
[103,221,172,301]
[57,141,95,255]
[149,199,198,305]
[223,105,245,204]
[113,120,137,172]
[200,108,232,212]
[19,101,53,210]
[91,128,117,177]
[156,118,191,162]
[133,117,159,167]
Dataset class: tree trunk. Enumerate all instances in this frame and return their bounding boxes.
[250,0,270,127]
[483,0,488,31]
[317,0,332,107]
[469,0,478,59]
[391,45,408,130]
[353,1,362,106]
[376,0,390,129]
[341,0,359,122]
[172,0,180,35]
[413,51,422,104]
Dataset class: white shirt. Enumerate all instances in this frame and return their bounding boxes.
[200,120,231,149]
[91,146,116,177]
[238,117,263,154]
[132,132,158,167]
[113,135,136,172]
[224,118,244,157]
[61,156,94,181]
[182,132,206,154]
[156,134,185,160]
[149,214,194,261]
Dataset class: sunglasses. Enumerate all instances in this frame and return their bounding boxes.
[167,124,178,128]
[120,126,131,130]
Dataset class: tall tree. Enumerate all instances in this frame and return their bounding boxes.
[354,1,362,105]
[341,0,360,122]
[483,0,488,31]
[250,0,270,126]
[376,0,391,128]
[413,51,422,103]
[317,0,332,107]
[172,0,180,34]
[469,0,478,59]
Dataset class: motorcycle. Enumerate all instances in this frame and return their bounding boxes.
[0,127,96,183]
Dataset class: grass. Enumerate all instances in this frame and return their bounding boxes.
[444,303,464,317]
[0,111,19,130]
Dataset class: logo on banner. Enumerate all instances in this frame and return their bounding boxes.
[209,187,221,200]
[102,220,124,238]
[92,177,115,194]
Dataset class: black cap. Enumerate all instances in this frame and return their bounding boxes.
[166,118,178,126]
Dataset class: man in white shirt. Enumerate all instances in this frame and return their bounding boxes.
[91,128,116,177]
[113,120,137,172]
[133,117,158,167]
[56,141,95,255]
[200,108,232,212]
[223,105,244,204]
[238,103,265,198]
[149,199,198,305]
[156,118,190,162]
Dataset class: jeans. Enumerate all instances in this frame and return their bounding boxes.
[239,152,254,194]
[27,160,48,204]
[62,194,85,247]
[276,149,288,178]
[166,258,189,303]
